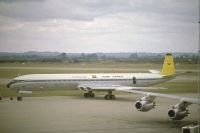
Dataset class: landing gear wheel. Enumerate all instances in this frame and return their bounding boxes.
[90,93,95,98]
[105,95,109,100]
[105,90,116,100]
[104,95,111,100]
[84,92,95,98]
[17,96,22,101]
[84,93,89,98]
[0,96,2,101]
[111,95,116,99]
[10,97,14,100]
[105,95,116,100]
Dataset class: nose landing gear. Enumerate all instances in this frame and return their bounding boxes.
[17,90,22,101]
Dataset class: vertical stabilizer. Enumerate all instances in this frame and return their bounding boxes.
[161,53,175,76]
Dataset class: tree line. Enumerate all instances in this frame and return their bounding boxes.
[0,52,198,64]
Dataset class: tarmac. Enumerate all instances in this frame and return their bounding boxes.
[0,94,199,133]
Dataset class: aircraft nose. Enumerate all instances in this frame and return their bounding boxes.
[7,80,16,88]
[7,82,11,88]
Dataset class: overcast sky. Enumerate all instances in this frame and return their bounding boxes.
[0,0,198,53]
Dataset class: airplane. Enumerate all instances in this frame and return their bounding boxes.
[6,53,200,120]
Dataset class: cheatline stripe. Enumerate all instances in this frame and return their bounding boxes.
[7,78,162,86]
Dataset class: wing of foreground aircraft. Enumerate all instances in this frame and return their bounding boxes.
[116,87,200,120]
[78,82,200,120]
[77,83,200,121]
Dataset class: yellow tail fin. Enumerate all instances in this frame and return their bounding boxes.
[161,53,175,76]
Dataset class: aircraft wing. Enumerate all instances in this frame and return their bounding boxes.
[116,87,200,104]
[77,84,120,90]
[78,84,167,91]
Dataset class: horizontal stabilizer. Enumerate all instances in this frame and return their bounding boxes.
[148,70,160,74]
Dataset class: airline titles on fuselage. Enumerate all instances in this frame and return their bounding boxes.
[71,74,124,79]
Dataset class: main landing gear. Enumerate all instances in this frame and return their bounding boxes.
[17,96,22,101]
[84,91,95,98]
[104,90,115,100]
[82,90,116,100]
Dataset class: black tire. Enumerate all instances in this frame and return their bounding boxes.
[105,95,112,100]
[91,93,95,98]
[17,96,22,101]
[10,97,13,100]
[111,95,116,99]
[0,96,2,101]
[84,93,89,98]
[105,95,108,100]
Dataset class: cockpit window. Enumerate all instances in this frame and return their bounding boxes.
[7,80,20,88]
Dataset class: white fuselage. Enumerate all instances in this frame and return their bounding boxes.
[8,73,171,90]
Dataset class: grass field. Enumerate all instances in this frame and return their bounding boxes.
[0,62,198,97]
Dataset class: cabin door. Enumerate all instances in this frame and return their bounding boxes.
[133,77,136,84]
